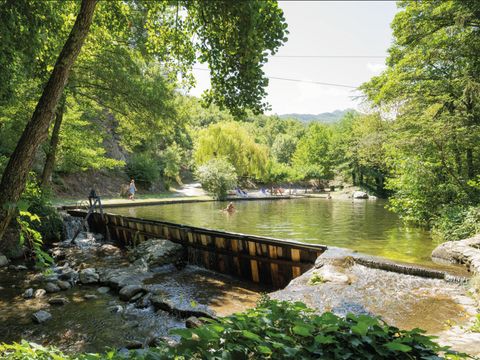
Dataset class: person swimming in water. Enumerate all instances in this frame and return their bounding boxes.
[223,202,235,213]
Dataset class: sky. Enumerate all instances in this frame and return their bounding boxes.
[188,1,399,115]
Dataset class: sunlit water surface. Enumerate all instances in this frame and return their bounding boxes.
[112,199,440,265]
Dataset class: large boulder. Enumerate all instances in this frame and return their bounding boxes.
[119,285,146,301]
[97,266,154,289]
[128,239,185,268]
[79,268,99,284]
[432,234,480,273]
[45,282,61,293]
[32,310,52,323]
[352,191,369,199]
[150,294,215,319]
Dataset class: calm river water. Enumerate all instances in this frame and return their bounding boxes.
[112,198,441,265]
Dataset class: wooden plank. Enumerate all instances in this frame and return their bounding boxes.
[248,241,259,282]
[269,245,280,288]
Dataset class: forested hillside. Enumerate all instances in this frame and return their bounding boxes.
[278,109,357,124]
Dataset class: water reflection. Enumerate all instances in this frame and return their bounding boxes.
[113,199,440,265]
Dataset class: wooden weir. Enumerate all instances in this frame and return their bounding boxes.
[67,210,326,289]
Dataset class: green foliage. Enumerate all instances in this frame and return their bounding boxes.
[195,158,238,200]
[158,143,184,187]
[126,154,160,187]
[360,0,480,226]
[271,134,298,165]
[470,314,480,333]
[17,211,53,269]
[0,299,469,359]
[20,177,63,244]
[293,123,334,181]
[307,271,326,285]
[432,205,480,241]
[194,122,269,180]
[184,1,288,115]
[262,161,293,185]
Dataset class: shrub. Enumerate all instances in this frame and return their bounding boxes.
[432,205,480,241]
[195,158,237,200]
[21,178,64,244]
[0,299,468,359]
[126,153,160,187]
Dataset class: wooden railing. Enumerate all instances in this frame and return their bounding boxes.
[68,210,326,288]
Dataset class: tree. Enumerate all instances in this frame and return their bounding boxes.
[196,158,238,200]
[0,0,288,247]
[293,123,334,182]
[271,134,298,164]
[0,0,97,249]
[194,122,269,180]
[361,0,480,224]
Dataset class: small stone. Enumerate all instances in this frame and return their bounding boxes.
[119,285,145,301]
[15,265,28,271]
[32,310,52,323]
[108,305,123,313]
[0,254,8,267]
[45,282,61,293]
[57,280,71,290]
[186,316,203,328]
[97,286,110,294]
[79,268,99,284]
[84,294,98,300]
[48,297,69,306]
[34,289,47,298]
[23,288,34,299]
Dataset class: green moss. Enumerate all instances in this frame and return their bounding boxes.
[308,271,326,285]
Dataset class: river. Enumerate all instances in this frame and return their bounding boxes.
[112,198,439,265]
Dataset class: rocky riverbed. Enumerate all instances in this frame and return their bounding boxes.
[2,214,480,356]
[0,223,262,353]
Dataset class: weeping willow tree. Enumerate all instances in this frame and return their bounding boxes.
[194,122,270,180]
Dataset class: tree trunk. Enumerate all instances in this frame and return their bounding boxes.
[41,95,66,188]
[0,0,96,249]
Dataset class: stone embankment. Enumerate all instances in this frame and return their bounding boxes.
[432,234,480,273]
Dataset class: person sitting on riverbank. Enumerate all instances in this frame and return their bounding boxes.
[128,179,137,200]
[236,187,248,197]
[223,202,235,213]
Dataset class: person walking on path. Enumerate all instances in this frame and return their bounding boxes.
[128,179,137,200]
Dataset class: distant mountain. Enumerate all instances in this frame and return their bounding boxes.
[278,109,357,124]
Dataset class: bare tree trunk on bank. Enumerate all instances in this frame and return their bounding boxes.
[41,95,66,188]
[0,0,96,249]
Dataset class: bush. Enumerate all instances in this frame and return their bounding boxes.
[126,153,160,187]
[0,299,467,359]
[196,158,237,200]
[432,205,480,241]
[21,178,64,244]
